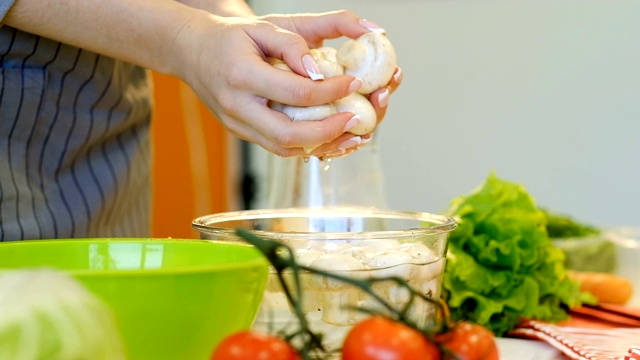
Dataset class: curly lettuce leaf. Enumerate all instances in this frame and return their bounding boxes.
[542,209,601,238]
[442,173,592,336]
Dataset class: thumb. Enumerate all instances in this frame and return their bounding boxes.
[244,22,322,80]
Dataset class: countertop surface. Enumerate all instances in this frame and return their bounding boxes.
[497,338,565,360]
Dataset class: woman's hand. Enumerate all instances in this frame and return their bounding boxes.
[261,11,403,151]
[173,9,402,157]
[172,12,368,157]
[5,0,400,157]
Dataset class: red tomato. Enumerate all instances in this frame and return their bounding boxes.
[436,322,499,360]
[342,316,440,360]
[211,331,300,360]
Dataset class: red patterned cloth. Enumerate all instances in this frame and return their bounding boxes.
[625,348,640,360]
[509,320,640,360]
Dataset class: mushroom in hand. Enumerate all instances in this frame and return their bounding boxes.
[269,32,397,141]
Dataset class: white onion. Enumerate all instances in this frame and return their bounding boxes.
[0,269,125,360]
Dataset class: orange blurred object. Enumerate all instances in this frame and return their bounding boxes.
[150,72,239,238]
[568,270,634,305]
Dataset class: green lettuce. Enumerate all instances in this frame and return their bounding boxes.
[542,209,601,238]
[442,173,594,336]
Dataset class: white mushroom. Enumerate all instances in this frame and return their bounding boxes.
[270,101,337,153]
[268,32,397,140]
[399,242,438,265]
[365,249,413,279]
[309,253,365,288]
[341,245,378,262]
[333,93,377,135]
[268,54,338,123]
[310,47,344,78]
[293,247,325,268]
[270,58,293,72]
[336,32,397,95]
[364,249,416,310]
[361,239,403,253]
[271,102,337,122]
[416,258,446,283]
[309,254,365,326]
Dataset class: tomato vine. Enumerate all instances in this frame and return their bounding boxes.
[215,228,498,360]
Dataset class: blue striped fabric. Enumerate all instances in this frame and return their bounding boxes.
[0,1,14,21]
[0,27,153,241]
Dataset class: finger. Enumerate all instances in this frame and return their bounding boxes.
[315,133,374,159]
[232,58,361,106]
[234,99,359,150]
[308,132,365,156]
[243,20,343,82]
[388,66,403,94]
[217,114,312,157]
[226,116,368,158]
[262,11,385,48]
[369,87,390,124]
[243,22,314,79]
[238,20,329,81]
[240,24,364,104]
[258,134,364,158]
[367,67,402,123]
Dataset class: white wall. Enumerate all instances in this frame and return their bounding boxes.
[248,0,640,228]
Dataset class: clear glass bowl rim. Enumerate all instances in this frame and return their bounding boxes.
[192,207,457,241]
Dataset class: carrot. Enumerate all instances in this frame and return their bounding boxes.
[568,270,634,305]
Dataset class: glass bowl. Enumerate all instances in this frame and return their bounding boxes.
[192,207,457,351]
[606,227,640,307]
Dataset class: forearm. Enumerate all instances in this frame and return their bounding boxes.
[3,0,213,76]
[177,0,254,17]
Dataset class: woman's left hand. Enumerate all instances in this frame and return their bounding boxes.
[261,10,404,127]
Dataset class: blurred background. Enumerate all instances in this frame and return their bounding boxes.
[150,0,640,238]
[244,0,640,228]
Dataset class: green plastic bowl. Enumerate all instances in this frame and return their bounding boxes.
[0,238,269,360]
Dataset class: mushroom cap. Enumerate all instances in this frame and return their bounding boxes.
[399,242,437,264]
[365,249,414,279]
[272,102,338,122]
[268,33,397,130]
[309,254,366,290]
[293,247,325,267]
[310,47,344,78]
[270,58,292,72]
[336,32,397,95]
[333,93,377,135]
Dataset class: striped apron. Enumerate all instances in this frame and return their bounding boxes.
[0,26,153,241]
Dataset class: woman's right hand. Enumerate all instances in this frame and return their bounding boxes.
[171,11,369,157]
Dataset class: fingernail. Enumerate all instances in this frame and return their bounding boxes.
[393,67,403,83]
[348,78,363,93]
[301,54,324,80]
[378,88,389,108]
[324,149,346,158]
[359,19,386,34]
[361,135,373,145]
[338,136,362,150]
[343,115,360,132]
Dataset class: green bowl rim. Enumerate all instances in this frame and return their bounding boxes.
[0,238,268,276]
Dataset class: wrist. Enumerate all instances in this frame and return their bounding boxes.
[162,9,219,80]
[176,0,255,17]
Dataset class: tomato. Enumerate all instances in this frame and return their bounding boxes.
[436,322,499,360]
[211,331,300,360]
[342,316,440,360]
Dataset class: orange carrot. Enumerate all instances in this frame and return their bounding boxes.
[569,270,634,305]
